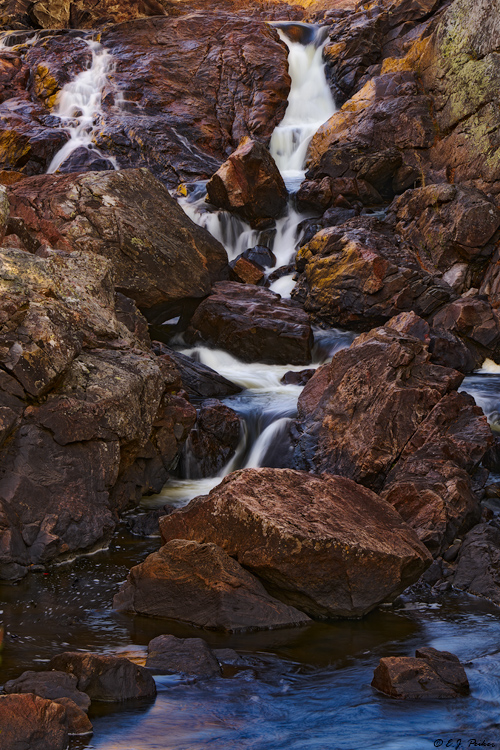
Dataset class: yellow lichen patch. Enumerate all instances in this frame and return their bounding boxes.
[34,64,60,107]
[381,38,431,76]
[0,130,30,169]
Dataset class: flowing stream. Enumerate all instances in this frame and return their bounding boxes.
[1,20,500,750]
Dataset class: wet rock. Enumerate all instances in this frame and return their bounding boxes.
[242,246,276,268]
[391,184,500,276]
[372,647,470,700]
[113,538,311,632]
[53,696,93,735]
[306,72,435,200]
[152,343,242,402]
[8,168,228,311]
[25,35,92,107]
[429,297,500,370]
[4,670,91,711]
[48,652,156,702]
[159,468,431,619]
[229,255,265,285]
[280,369,315,386]
[182,399,241,479]
[126,508,170,537]
[213,648,245,666]
[146,634,221,677]
[293,218,452,329]
[296,176,334,212]
[185,282,313,365]
[0,693,69,749]
[207,137,287,228]
[98,15,291,187]
[56,146,116,174]
[292,315,492,554]
[452,523,500,606]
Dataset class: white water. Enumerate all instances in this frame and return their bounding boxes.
[47,39,118,174]
[178,25,336,296]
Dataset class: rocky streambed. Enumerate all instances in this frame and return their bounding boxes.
[2,0,500,747]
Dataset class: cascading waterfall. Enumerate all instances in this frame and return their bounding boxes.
[47,39,119,174]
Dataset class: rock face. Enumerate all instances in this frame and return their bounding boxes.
[372,647,470,700]
[159,469,431,618]
[48,652,156,702]
[0,246,196,580]
[185,282,313,365]
[4,670,91,711]
[293,217,453,329]
[292,314,492,554]
[452,522,500,605]
[146,634,221,677]
[0,693,69,750]
[182,399,242,478]
[8,169,228,313]
[206,137,287,228]
[114,538,311,631]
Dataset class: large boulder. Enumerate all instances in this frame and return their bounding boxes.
[185,282,313,365]
[292,314,492,554]
[47,652,156,702]
[7,169,228,313]
[293,217,453,329]
[146,634,221,677]
[4,670,91,711]
[0,693,69,750]
[159,469,431,618]
[372,647,470,700]
[114,538,311,631]
[206,137,287,228]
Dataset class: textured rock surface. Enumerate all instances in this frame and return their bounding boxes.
[0,693,69,750]
[114,538,311,631]
[4,670,91,711]
[146,634,221,677]
[181,399,242,478]
[206,137,287,227]
[185,282,313,365]
[452,522,500,605]
[8,169,228,312]
[159,469,431,618]
[372,647,470,699]
[48,652,156,702]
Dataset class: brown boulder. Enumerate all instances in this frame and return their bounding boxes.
[293,217,453,329]
[146,634,221,677]
[52,696,93,735]
[8,168,228,312]
[452,522,500,605]
[185,282,312,365]
[113,538,311,632]
[372,647,469,699]
[48,652,156,702]
[159,469,431,618]
[181,399,242,479]
[206,137,287,228]
[0,693,69,750]
[4,670,91,711]
[430,297,500,371]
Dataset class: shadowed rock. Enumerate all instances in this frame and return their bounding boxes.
[4,670,90,711]
[372,647,469,699]
[146,634,221,677]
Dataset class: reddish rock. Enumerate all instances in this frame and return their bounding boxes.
[182,399,242,479]
[48,652,156,702]
[159,469,431,618]
[372,647,469,700]
[52,697,93,736]
[146,634,221,677]
[8,169,228,311]
[4,670,90,711]
[113,538,311,631]
[185,282,313,366]
[0,693,69,750]
[293,217,452,329]
[207,137,287,228]
[229,255,265,285]
[430,297,500,371]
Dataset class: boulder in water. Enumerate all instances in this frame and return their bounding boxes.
[185,281,313,366]
[4,670,90,711]
[48,652,156,702]
[206,137,288,228]
[159,468,431,618]
[372,647,470,700]
[146,635,222,677]
[114,538,311,631]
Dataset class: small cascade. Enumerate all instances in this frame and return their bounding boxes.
[244,416,292,469]
[47,39,119,174]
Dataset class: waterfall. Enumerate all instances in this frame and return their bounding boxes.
[47,39,119,174]
[177,22,335,295]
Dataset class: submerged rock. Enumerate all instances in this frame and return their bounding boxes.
[114,538,311,631]
[159,468,431,618]
[372,647,470,700]
[185,282,313,365]
[48,652,156,702]
[207,137,288,228]
[146,634,221,677]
